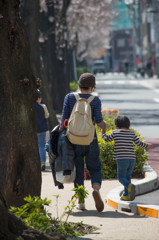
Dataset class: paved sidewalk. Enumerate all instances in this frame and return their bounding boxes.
[41,156,159,240]
[42,75,159,239]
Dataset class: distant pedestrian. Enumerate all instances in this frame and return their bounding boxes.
[136,55,140,73]
[124,58,129,75]
[151,55,156,76]
[138,61,145,77]
[35,89,49,171]
[102,115,153,201]
[146,58,152,78]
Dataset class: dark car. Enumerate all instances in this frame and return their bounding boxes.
[91,60,106,74]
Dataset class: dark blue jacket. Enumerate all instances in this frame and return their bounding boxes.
[35,102,48,133]
[55,130,75,172]
[46,128,74,172]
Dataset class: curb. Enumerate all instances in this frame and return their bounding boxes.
[106,163,159,218]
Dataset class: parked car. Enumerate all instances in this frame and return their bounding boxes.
[91,60,106,74]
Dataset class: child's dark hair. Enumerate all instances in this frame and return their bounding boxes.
[115,115,130,129]
[35,89,41,101]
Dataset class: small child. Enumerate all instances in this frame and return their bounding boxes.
[102,115,153,201]
[35,89,49,171]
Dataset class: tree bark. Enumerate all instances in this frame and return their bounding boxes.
[0,0,41,206]
[40,0,71,113]
[20,0,59,129]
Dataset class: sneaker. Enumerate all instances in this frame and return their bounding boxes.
[128,183,135,201]
[120,194,131,201]
[77,202,86,210]
[41,164,45,171]
[92,189,104,212]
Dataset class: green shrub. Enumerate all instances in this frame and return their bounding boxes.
[10,196,53,233]
[70,81,78,92]
[10,187,93,238]
[77,67,91,79]
[69,67,91,92]
[85,115,148,179]
[97,127,117,179]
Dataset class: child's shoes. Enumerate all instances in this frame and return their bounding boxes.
[128,183,135,200]
[120,194,131,201]
[120,183,136,201]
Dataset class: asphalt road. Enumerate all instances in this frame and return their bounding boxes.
[135,189,159,205]
[96,73,159,138]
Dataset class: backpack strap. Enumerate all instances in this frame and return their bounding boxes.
[73,92,95,103]
[87,95,95,103]
[73,92,80,101]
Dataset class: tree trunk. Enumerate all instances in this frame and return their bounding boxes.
[20,0,59,129]
[40,1,71,113]
[0,0,41,206]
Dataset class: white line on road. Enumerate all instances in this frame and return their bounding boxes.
[96,81,112,84]
[154,98,159,103]
[96,80,138,85]
[130,80,138,84]
[117,80,125,84]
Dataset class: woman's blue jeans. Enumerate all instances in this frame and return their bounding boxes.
[73,135,101,188]
[117,159,135,196]
[37,132,46,164]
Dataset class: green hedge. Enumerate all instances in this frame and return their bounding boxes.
[77,67,91,79]
[70,81,78,92]
[69,67,91,92]
[86,115,148,179]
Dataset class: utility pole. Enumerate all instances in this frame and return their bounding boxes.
[153,0,159,78]
[124,0,138,70]
[137,0,143,62]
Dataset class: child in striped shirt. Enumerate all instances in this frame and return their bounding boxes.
[102,115,153,201]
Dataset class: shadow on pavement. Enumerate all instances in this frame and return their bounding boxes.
[71,210,145,219]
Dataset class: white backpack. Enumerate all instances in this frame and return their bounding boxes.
[66,93,95,145]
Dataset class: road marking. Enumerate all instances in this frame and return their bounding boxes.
[117,80,125,84]
[96,81,112,84]
[154,98,159,103]
[104,81,112,84]
[130,80,138,84]
[96,80,138,85]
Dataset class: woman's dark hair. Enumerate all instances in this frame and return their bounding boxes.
[114,115,130,129]
[79,86,90,90]
[78,73,96,88]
